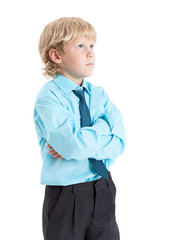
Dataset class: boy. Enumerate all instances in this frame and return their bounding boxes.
[33,17,126,240]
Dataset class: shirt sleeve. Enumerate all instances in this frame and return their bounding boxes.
[34,95,114,161]
[91,87,126,160]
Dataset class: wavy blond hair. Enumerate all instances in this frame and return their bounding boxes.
[38,17,97,79]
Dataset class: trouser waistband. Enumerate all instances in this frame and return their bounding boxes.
[47,172,112,192]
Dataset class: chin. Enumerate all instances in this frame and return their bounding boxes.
[84,72,93,78]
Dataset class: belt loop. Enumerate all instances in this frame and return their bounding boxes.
[72,185,75,194]
[108,171,111,179]
[106,179,109,187]
[106,171,111,187]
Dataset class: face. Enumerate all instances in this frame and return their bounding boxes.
[57,36,95,85]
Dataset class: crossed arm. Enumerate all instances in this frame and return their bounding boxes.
[34,88,126,161]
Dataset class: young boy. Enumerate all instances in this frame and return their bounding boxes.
[33,17,126,240]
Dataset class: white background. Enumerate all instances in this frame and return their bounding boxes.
[0,0,170,239]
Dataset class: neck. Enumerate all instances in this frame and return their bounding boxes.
[60,72,83,86]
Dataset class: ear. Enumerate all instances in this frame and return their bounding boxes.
[49,48,62,64]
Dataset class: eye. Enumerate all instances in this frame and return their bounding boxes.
[78,44,84,48]
[90,44,94,49]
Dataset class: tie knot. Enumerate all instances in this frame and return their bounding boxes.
[72,88,85,102]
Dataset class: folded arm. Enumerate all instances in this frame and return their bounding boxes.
[91,87,126,160]
[34,94,114,160]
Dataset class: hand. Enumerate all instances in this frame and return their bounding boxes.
[47,144,64,159]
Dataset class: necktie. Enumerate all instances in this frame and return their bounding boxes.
[73,88,109,180]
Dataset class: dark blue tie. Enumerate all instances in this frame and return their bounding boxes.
[73,88,108,180]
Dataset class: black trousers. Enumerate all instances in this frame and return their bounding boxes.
[42,172,120,240]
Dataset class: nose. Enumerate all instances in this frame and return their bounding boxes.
[87,47,94,58]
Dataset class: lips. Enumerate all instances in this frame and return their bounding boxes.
[86,63,94,66]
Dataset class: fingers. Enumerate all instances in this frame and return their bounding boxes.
[52,152,63,159]
[47,144,63,159]
[48,148,56,155]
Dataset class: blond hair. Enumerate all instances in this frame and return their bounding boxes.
[38,17,97,79]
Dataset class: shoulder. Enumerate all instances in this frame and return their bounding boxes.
[86,81,120,111]
[85,81,107,97]
[35,80,61,103]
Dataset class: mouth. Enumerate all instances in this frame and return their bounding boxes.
[86,63,94,66]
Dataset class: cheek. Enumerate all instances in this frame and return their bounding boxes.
[70,56,83,67]
[63,49,84,68]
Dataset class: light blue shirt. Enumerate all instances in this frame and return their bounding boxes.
[33,74,126,186]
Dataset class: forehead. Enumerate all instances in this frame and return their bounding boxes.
[72,36,95,44]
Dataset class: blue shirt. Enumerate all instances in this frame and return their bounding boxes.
[33,74,126,186]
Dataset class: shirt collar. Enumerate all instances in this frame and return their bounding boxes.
[53,74,91,95]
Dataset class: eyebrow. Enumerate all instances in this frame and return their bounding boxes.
[75,40,95,44]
